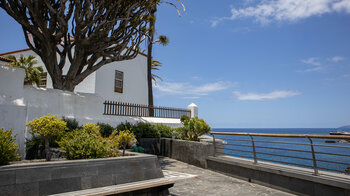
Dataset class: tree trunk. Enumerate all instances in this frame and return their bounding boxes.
[44,136,51,161]
[147,6,156,117]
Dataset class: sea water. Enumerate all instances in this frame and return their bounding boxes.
[211,128,350,173]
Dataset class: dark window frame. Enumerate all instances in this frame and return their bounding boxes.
[114,70,124,93]
[39,72,47,88]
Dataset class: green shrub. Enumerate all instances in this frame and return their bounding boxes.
[134,122,160,139]
[0,129,20,165]
[116,121,135,131]
[153,124,173,138]
[110,130,136,156]
[182,117,211,141]
[25,134,60,160]
[62,117,79,131]
[97,122,114,137]
[180,115,190,123]
[58,123,117,159]
[26,115,67,161]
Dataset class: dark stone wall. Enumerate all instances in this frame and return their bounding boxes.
[0,153,163,196]
[207,157,350,196]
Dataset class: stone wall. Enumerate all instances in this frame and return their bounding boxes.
[207,156,350,196]
[0,153,163,196]
[139,138,224,168]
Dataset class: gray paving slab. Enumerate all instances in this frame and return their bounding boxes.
[158,157,295,196]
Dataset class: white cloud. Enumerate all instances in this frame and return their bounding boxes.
[156,81,231,96]
[328,56,344,62]
[212,0,350,26]
[233,90,301,100]
[298,57,323,72]
[301,57,321,66]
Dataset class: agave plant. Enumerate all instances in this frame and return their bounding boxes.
[7,55,43,87]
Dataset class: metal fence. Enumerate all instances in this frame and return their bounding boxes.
[210,132,350,175]
[103,101,191,119]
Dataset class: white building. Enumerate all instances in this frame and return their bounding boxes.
[0,48,149,105]
[0,48,196,158]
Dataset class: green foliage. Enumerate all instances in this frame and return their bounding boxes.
[182,117,211,141]
[133,122,160,139]
[153,124,173,138]
[0,129,20,165]
[62,117,79,132]
[180,115,190,123]
[26,115,67,161]
[97,122,115,138]
[81,123,101,135]
[26,115,67,137]
[25,134,60,160]
[116,121,135,131]
[111,130,136,156]
[7,55,43,87]
[58,123,117,159]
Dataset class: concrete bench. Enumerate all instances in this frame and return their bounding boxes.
[50,170,197,196]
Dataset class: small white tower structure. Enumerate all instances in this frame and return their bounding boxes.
[187,103,198,118]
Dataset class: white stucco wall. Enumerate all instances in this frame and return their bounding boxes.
[95,55,148,104]
[4,49,148,105]
[6,49,96,94]
[0,65,181,159]
[0,65,26,157]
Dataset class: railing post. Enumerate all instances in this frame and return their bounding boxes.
[307,136,319,175]
[249,135,258,164]
[212,134,217,157]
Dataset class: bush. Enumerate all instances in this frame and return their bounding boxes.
[26,115,67,161]
[182,117,211,141]
[136,122,160,139]
[116,121,135,131]
[62,117,79,131]
[58,123,117,159]
[0,129,20,165]
[25,134,59,160]
[153,124,173,138]
[97,122,115,137]
[110,130,136,156]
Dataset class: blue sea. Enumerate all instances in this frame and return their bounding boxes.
[211,128,350,174]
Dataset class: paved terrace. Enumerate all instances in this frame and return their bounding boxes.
[158,157,295,196]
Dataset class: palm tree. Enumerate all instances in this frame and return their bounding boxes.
[151,60,163,85]
[7,55,43,87]
[147,0,185,116]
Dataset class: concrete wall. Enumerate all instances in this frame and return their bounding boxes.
[207,156,350,196]
[0,153,164,196]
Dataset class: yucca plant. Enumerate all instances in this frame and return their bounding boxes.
[7,55,43,87]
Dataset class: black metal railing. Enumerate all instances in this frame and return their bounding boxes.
[103,101,191,119]
[210,132,350,175]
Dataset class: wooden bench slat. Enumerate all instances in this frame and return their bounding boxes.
[50,170,197,196]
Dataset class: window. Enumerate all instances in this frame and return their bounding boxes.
[39,72,47,88]
[114,70,123,93]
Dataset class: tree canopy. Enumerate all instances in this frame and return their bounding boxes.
[0,0,158,91]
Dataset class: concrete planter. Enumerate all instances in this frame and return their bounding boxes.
[0,152,163,196]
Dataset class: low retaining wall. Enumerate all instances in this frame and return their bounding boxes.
[139,138,224,168]
[0,153,163,196]
[207,156,350,196]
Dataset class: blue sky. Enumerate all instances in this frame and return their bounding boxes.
[1,0,350,128]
